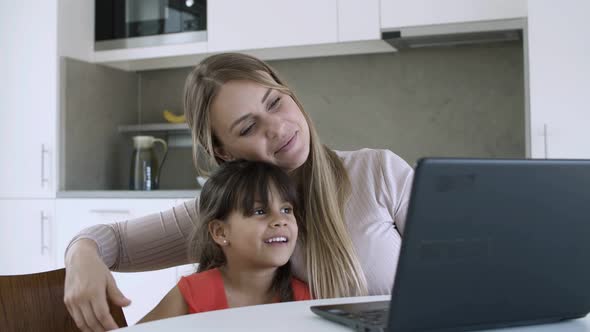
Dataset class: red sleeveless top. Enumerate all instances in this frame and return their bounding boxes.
[178,268,312,314]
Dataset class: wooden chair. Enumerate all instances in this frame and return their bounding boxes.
[0,268,127,332]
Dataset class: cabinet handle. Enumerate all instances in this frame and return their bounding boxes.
[89,209,131,215]
[40,211,50,255]
[543,124,549,159]
[41,144,49,187]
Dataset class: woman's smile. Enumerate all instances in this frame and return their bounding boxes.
[275,131,298,156]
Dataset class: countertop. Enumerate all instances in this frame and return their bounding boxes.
[57,190,200,199]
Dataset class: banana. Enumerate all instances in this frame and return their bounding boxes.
[163,109,186,124]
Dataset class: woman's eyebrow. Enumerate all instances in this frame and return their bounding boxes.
[229,89,273,132]
[261,88,272,103]
[229,113,252,132]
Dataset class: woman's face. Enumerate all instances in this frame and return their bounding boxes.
[210,80,310,172]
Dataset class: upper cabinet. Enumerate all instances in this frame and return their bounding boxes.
[526,0,590,159]
[380,0,527,30]
[208,0,338,52]
[72,0,531,71]
[338,0,380,42]
[0,1,58,198]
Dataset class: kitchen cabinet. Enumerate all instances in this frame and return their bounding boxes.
[62,0,530,72]
[338,0,380,42]
[380,0,526,30]
[0,1,58,198]
[208,0,338,52]
[0,200,55,275]
[527,0,590,158]
[55,198,196,325]
[84,0,390,71]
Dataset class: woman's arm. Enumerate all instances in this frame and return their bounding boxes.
[63,199,199,331]
[137,286,189,324]
[65,199,199,271]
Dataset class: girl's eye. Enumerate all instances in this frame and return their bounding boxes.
[240,123,255,136]
[253,208,266,215]
[269,97,281,110]
[281,207,293,214]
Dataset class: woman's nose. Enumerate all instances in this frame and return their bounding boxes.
[264,116,285,139]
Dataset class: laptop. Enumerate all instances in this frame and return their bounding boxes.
[311,158,590,332]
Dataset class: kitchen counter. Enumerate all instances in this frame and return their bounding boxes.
[57,190,200,199]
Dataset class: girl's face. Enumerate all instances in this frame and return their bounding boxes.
[210,80,311,172]
[218,185,298,270]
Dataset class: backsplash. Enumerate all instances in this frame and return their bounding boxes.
[62,58,138,190]
[63,41,524,190]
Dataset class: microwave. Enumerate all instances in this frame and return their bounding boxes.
[95,0,207,51]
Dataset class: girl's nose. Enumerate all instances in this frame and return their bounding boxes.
[270,216,288,228]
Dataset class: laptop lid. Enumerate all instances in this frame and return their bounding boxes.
[311,158,590,331]
[387,158,590,331]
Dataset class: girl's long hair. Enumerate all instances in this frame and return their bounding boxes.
[184,53,368,298]
[189,160,299,302]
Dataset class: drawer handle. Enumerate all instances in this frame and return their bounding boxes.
[40,211,50,255]
[89,209,131,214]
[41,144,49,188]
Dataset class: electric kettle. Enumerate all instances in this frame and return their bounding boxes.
[129,135,168,190]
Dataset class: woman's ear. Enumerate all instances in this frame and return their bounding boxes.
[213,146,235,162]
[209,220,230,246]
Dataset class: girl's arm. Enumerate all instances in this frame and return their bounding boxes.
[138,285,189,324]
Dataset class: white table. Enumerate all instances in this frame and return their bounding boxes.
[118,295,590,331]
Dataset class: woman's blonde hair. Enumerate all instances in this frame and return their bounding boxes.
[184,53,368,298]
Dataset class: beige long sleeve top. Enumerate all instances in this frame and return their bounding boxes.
[67,149,414,295]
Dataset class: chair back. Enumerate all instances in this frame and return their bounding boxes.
[0,268,127,331]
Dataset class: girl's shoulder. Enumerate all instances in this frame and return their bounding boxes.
[291,277,313,301]
[178,268,228,313]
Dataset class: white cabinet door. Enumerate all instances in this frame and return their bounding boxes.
[338,0,380,42]
[208,0,338,52]
[0,199,55,275]
[0,1,57,198]
[380,0,526,30]
[55,198,182,325]
[527,1,590,159]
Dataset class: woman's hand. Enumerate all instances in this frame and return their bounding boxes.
[64,239,131,331]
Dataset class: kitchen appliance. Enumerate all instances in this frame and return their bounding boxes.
[95,0,207,51]
[381,18,523,50]
[130,135,168,190]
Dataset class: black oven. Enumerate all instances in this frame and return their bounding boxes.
[95,0,207,51]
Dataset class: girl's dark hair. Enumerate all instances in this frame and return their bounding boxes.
[188,160,300,302]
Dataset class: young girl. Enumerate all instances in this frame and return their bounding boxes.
[138,160,311,323]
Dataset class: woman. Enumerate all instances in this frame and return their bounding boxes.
[64,53,414,331]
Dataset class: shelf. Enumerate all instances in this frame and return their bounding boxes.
[118,123,191,147]
[118,123,189,133]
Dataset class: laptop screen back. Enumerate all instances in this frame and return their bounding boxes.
[388,158,590,331]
